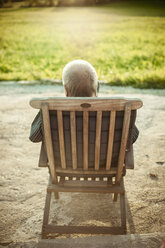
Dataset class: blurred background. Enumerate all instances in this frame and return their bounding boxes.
[0,0,165,88]
[1,1,165,245]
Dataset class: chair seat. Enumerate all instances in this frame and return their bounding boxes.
[47,176,124,194]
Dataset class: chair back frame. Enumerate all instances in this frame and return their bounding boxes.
[30,96,143,237]
[30,97,142,185]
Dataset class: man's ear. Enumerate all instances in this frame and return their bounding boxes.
[64,85,69,97]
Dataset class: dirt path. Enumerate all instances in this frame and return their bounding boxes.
[0,84,165,245]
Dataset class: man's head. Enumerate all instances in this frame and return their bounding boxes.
[62,60,98,97]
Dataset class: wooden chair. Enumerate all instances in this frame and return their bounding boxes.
[30,97,143,237]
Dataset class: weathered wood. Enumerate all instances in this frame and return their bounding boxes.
[55,167,117,175]
[47,184,124,194]
[114,103,131,201]
[30,97,143,111]
[57,180,120,189]
[42,192,51,229]
[39,234,165,248]
[30,97,142,238]
[44,225,125,235]
[83,111,89,170]
[113,192,118,202]
[70,111,77,169]
[57,110,66,169]
[106,111,116,170]
[42,103,57,183]
[120,180,126,232]
[54,192,59,200]
[116,103,131,183]
[95,111,102,170]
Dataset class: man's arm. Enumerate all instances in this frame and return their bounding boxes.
[131,125,139,144]
[29,110,43,142]
[127,109,139,150]
[38,142,48,167]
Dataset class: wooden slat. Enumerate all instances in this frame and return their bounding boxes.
[30,97,143,111]
[70,111,77,170]
[43,225,125,235]
[56,168,117,175]
[57,110,66,169]
[58,180,113,188]
[47,183,124,194]
[83,111,89,170]
[116,103,131,183]
[95,111,102,170]
[106,111,116,170]
[41,103,57,183]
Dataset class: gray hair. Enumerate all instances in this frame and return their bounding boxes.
[62,60,98,97]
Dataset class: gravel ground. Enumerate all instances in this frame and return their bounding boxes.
[0,83,165,246]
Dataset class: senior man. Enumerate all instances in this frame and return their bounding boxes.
[29,59,138,168]
[29,60,98,142]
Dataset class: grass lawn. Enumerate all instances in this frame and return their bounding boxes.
[0,0,165,88]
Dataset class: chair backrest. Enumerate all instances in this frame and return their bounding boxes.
[30,97,143,184]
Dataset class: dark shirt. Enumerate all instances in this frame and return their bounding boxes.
[29,111,43,143]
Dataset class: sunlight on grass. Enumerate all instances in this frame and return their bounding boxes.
[0,1,165,88]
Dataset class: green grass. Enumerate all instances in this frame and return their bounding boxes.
[0,0,165,88]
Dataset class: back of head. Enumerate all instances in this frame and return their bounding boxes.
[62,60,98,97]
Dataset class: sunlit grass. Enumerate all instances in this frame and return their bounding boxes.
[0,0,165,88]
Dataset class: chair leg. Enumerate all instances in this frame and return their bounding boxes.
[120,192,126,233]
[113,193,118,202]
[42,191,52,239]
[54,192,59,200]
